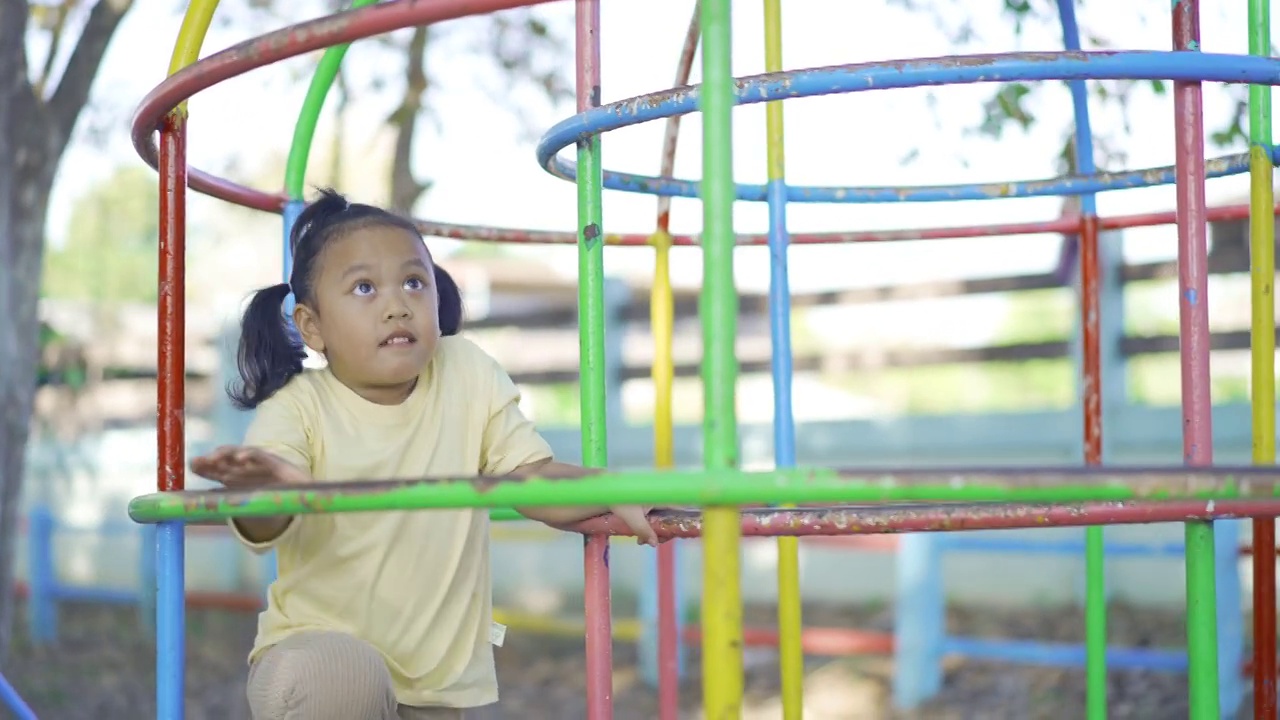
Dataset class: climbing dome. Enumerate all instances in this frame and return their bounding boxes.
[119,0,1280,718]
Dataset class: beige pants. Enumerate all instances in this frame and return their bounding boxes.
[247,631,466,720]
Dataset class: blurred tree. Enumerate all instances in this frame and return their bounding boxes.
[43,164,160,304]
[887,0,1254,173]
[0,0,570,661]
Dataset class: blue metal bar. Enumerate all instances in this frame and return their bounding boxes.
[942,636,1189,672]
[536,51,1280,203]
[282,199,304,318]
[51,586,141,604]
[26,506,56,644]
[941,537,1187,557]
[892,533,944,709]
[155,521,185,720]
[0,669,38,720]
[766,179,796,468]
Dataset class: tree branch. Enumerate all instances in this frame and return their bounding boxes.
[0,0,34,117]
[46,0,134,149]
[387,25,430,214]
[34,1,75,100]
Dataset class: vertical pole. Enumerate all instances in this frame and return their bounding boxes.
[156,111,188,720]
[1055,3,1107,714]
[699,0,743,717]
[761,1,801,717]
[575,2,612,719]
[644,10,700,713]
[27,505,55,644]
[648,226,681,720]
[1247,0,1278,716]
[1171,3,1219,718]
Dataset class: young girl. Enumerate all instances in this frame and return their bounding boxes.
[190,189,657,720]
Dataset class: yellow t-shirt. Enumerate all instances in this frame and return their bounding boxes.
[229,335,553,708]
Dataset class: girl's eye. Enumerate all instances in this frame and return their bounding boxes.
[404,276,426,291]
[354,281,375,296]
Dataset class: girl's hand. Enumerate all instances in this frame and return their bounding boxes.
[191,446,311,489]
[610,504,659,546]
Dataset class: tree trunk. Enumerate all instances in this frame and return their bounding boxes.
[0,0,133,661]
[0,112,58,665]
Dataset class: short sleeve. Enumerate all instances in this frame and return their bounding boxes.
[227,391,313,552]
[480,359,553,476]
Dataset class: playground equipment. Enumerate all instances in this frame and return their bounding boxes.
[50,0,1271,719]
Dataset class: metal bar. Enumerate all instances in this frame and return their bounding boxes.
[128,466,1280,524]
[649,7,699,715]
[574,2,612,718]
[1054,4,1108,713]
[534,53,1280,206]
[411,200,1280,247]
[760,1,801,716]
[283,0,381,201]
[133,492,1280,534]
[577,500,1280,538]
[699,0,743,715]
[157,108,190,720]
[1247,0,1279,714]
[1171,2,1220,717]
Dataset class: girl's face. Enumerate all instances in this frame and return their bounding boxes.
[293,225,442,405]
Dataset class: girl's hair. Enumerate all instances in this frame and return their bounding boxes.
[228,188,463,410]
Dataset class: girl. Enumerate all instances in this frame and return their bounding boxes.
[190,189,657,720]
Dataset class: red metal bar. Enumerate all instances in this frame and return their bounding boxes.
[1079,215,1102,465]
[583,535,612,720]
[411,199,1280,246]
[130,0,560,215]
[1172,5,1213,470]
[158,114,186,494]
[656,545,679,718]
[561,500,1280,538]
[1255,517,1277,715]
[127,3,1280,252]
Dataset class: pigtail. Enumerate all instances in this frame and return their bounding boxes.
[228,283,308,410]
[434,264,463,337]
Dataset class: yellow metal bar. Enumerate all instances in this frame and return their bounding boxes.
[763,0,785,180]
[493,608,643,641]
[167,0,221,114]
[702,506,744,717]
[652,230,675,469]
[1249,143,1275,465]
[762,1,803,716]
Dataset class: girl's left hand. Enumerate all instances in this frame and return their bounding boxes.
[610,504,660,546]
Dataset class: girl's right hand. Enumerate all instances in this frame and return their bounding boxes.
[190,446,311,489]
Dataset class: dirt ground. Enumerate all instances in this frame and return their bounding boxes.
[1,599,1254,719]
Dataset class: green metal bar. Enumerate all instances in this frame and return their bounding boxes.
[576,21,607,471]
[698,0,743,715]
[699,0,737,473]
[1084,526,1107,720]
[1185,521,1220,718]
[283,0,378,199]
[126,466,1280,523]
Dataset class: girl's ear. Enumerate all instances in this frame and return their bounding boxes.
[293,304,325,354]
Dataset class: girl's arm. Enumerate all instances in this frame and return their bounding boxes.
[509,458,610,522]
[510,458,658,545]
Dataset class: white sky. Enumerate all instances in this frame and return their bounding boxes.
[43,0,1271,311]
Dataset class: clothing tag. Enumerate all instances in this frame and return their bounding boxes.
[490,622,507,647]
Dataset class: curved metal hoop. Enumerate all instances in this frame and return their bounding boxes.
[129,0,558,214]
[535,50,1280,203]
